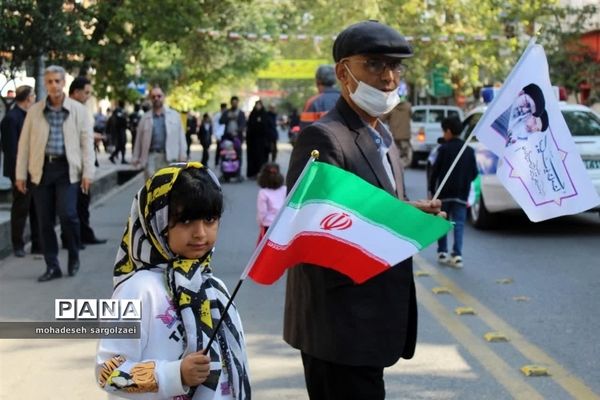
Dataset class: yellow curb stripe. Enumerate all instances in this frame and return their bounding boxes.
[414,254,600,400]
[416,279,544,399]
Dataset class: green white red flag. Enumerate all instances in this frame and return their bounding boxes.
[242,160,452,284]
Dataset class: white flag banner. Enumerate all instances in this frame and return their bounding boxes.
[473,43,600,222]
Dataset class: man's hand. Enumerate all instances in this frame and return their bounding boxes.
[180,351,211,387]
[409,199,447,219]
[15,179,27,194]
[81,178,92,195]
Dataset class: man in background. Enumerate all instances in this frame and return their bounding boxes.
[69,76,107,247]
[0,85,39,257]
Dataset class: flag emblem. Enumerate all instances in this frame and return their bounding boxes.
[320,212,353,231]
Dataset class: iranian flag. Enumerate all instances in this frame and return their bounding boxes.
[243,160,452,285]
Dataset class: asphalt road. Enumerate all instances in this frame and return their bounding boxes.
[0,143,599,399]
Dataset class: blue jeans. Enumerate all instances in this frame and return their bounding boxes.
[33,160,81,271]
[437,201,467,257]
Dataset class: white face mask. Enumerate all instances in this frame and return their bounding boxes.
[344,64,400,117]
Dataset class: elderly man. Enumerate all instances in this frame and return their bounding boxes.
[132,86,187,179]
[284,21,443,399]
[16,65,95,281]
[0,85,39,257]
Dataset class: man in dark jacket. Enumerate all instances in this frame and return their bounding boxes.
[428,116,478,268]
[0,85,39,257]
[299,64,340,129]
[285,21,443,400]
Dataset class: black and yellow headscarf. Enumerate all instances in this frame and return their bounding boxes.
[113,162,250,399]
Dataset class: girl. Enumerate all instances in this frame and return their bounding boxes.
[96,162,250,399]
[256,163,286,244]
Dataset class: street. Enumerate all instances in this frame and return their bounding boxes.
[0,143,599,399]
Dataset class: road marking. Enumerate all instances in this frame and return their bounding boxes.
[416,279,544,399]
[484,332,510,342]
[414,254,600,399]
[454,306,476,315]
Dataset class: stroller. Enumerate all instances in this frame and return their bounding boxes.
[219,135,242,182]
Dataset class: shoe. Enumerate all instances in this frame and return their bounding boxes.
[38,269,62,282]
[121,160,129,164]
[14,248,26,258]
[109,156,116,164]
[68,259,80,277]
[437,252,449,264]
[449,255,463,268]
[83,237,107,245]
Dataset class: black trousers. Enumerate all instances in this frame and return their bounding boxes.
[110,130,126,161]
[10,182,40,251]
[301,352,385,400]
[78,190,96,242]
[33,160,80,271]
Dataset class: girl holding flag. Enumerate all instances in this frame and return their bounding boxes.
[96,162,250,400]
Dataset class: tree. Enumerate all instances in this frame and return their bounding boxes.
[540,4,600,104]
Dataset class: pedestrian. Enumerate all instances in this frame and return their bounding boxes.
[96,162,251,399]
[186,111,198,159]
[284,21,443,400]
[381,100,413,167]
[15,65,95,282]
[108,100,128,164]
[0,85,40,257]
[93,108,108,154]
[266,104,279,162]
[428,116,479,268]
[245,100,269,179]
[128,103,141,157]
[212,103,227,167]
[198,113,213,165]
[299,64,340,129]
[132,86,187,179]
[219,96,246,143]
[68,76,107,246]
[256,162,286,244]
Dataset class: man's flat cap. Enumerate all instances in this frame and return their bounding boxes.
[333,20,413,62]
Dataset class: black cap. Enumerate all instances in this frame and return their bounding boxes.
[333,20,413,62]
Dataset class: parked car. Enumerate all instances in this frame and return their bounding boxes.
[410,105,464,167]
[461,103,600,228]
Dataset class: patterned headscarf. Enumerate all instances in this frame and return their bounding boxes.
[113,162,250,399]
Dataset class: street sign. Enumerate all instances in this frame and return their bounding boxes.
[429,67,453,97]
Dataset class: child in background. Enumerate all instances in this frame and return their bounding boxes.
[428,117,478,268]
[96,162,250,399]
[256,163,286,244]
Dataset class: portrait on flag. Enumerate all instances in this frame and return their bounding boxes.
[473,43,599,221]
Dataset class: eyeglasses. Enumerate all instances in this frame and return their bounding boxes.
[343,58,407,76]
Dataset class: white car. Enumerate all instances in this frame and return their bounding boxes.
[461,103,600,228]
[410,105,464,166]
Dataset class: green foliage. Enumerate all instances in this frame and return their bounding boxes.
[0,0,598,108]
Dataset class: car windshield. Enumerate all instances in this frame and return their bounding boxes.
[562,110,600,136]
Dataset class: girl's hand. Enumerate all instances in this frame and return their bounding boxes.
[180,351,211,387]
